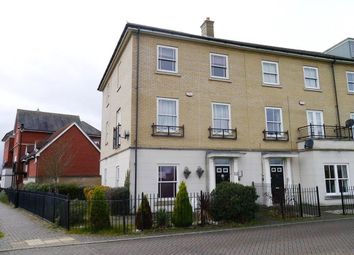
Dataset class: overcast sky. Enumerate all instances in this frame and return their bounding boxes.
[0,0,353,163]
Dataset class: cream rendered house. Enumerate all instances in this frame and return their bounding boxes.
[98,19,354,205]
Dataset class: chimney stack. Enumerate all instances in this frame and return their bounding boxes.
[200,17,214,37]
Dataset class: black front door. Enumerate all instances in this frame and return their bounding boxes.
[215,166,230,185]
[270,166,284,204]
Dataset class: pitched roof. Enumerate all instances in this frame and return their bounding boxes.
[1,130,13,142]
[14,109,100,137]
[23,122,100,161]
[98,23,354,91]
[16,109,80,133]
[79,121,101,137]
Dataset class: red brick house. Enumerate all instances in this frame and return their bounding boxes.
[1,109,101,188]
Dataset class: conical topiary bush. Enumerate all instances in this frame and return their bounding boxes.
[172,181,193,227]
[135,195,153,230]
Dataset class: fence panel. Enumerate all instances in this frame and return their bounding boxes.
[253,183,320,218]
[341,185,354,215]
[4,189,69,229]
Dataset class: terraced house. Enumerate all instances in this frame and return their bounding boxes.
[98,19,354,205]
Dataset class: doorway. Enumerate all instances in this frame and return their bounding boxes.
[270,165,284,204]
[215,166,230,185]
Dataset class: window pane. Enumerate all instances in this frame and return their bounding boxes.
[159,166,176,182]
[159,183,176,198]
[213,104,229,119]
[324,165,330,178]
[159,47,175,60]
[326,180,336,193]
[158,99,176,116]
[212,67,227,77]
[263,63,277,73]
[264,73,277,83]
[212,55,226,67]
[159,60,176,71]
[304,68,317,78]
[305,78,317,88]
[347,72,354,83]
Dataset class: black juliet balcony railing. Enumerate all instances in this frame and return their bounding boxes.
[208,127,237,139]
[151,124,184,137]
[263,130,289,141]
[298,124,354,140]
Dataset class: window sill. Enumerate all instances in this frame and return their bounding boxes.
[155,71,181,77]
[262,83,282,89]
[304,88,322,92]
[347,91,354,95]
[209,77,232,83]
[325,194,351,200]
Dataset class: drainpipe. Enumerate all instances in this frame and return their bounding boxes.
[331,60,341,129]
[134,29,140,210]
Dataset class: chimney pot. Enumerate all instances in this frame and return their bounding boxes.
[200,17,214,37]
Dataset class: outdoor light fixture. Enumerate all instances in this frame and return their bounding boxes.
[183,167,191,179]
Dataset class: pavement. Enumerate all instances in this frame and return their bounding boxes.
[1,202,354,254]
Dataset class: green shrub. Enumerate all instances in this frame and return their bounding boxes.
[210,182,258,223]
[155,209,169,228]
[0,191,9,204]
[70,199,87,226]
[105,187,130,215]
[135,195,153,230]
[172,182,193,227]
[124,170,130,191]
[24,182,85,199]
[89,187,111,231]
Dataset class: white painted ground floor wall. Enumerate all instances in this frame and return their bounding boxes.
[100,146,354,206]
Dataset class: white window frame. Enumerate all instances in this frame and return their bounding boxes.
[346,71,354,93]
[115,165,119,187]
[210,53,229,79]
[306,110,324,137]
[156,97,179,130]
[262,61,280,85]
[157,164,178,198]
[211,103,231,133]
[303,66,320,90]
[264,107,283,137]
[350,113,354,138]
[324,164,350,195]
[157,45,178,73]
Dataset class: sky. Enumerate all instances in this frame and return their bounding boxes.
[0,0,353,163]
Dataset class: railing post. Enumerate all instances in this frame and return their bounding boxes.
[280,187,285,219]
[310,123,314,137]
[275,131,278,141]
[167,127,170,136]
[298,183,303,217]
[123,199,126,234]
[340,182,345,215]
[323,124,326,138]
[14,190,19,208]
[141,192,144,231]
[316,186,321,217]
[200,190,203,226]
[67,198,70,230]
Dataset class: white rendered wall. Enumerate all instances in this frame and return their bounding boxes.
[299,150,354,205]
[0,168,12,188]
[100,149,133,188]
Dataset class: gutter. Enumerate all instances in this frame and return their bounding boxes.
[134,29,140,210]
[331,60,341,127]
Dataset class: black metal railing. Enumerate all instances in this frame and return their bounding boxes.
[208,127,237,139]
[298,124,354,140]
[5,189,70,229]
[253,183,321,218]
[340,184,354,215]
[263,130,289,141]
[151,124,184,137]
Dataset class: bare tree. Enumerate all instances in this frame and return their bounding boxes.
[40,139,76,193]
